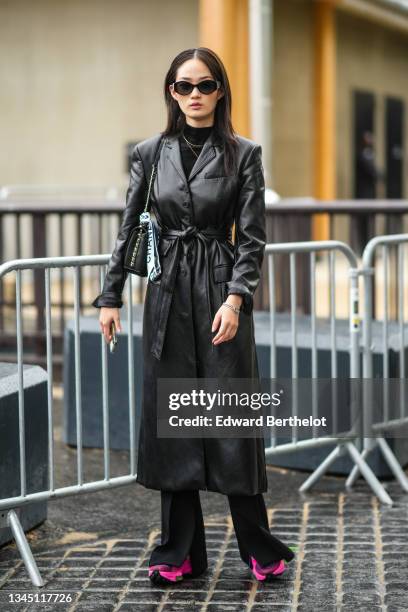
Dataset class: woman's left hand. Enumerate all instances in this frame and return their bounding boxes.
[211,295,243,345]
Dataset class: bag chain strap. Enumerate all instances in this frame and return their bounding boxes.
[129,139,163,266]
[143,157,158,214]
[143,136,164,215]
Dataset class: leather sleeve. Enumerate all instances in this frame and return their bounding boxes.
[226,144,266,315]
[92,145,147,308]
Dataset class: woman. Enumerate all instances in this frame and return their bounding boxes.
[92,47,295,585]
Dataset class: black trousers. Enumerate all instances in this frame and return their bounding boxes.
[149,490,295,577]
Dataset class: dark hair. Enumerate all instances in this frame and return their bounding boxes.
[162,47,239,175]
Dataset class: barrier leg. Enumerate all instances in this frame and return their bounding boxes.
[345,442,393,506]
[345,446,372,489]
[6,509,44,587]
[299,444,345,493]
[346,437,408,493]
[377,437,408,492]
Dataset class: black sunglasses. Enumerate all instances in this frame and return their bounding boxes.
[171,79,221,95]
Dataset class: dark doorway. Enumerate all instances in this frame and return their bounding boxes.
[385,96,404,199]
[353,90,376,198]
[384,97,405,321]
[351,90,377,255]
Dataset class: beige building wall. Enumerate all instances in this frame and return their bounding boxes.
[0,0,198,188]
[271,0,314,197]
[1,1,407,202]
[336,9,408,200]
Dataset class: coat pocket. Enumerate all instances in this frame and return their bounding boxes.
[213,263,234,305]
[213,263,234,283]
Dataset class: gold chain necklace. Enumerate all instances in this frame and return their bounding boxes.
[182,132,205,159]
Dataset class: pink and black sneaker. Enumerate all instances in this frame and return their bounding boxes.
[148,555,193,585]
[249,556,287,582]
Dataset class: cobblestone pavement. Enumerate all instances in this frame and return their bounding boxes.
[1,479,407,612]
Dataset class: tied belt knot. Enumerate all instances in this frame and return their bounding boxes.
[150,225,229,361]
[171,225,200,240]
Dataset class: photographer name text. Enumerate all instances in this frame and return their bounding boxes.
[167,415,327,427]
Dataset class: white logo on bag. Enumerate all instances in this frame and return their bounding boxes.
[140,211,161,282]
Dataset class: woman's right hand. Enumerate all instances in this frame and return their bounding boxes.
[99,307,122,344]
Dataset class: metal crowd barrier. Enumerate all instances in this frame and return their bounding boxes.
[1,236,408,586]
[346,234,408,494]
[0,255,139,587]
[263,241,392,507]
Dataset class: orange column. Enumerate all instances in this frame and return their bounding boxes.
[198,0,249,136]
[313,0,337,240]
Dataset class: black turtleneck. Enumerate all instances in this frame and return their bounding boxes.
[179,123,213,179]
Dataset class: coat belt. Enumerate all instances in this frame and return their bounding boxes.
[150,225,229,361]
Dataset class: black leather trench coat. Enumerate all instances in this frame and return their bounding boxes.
[93,129,268,495]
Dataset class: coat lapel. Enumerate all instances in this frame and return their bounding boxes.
[165,130,222,184]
